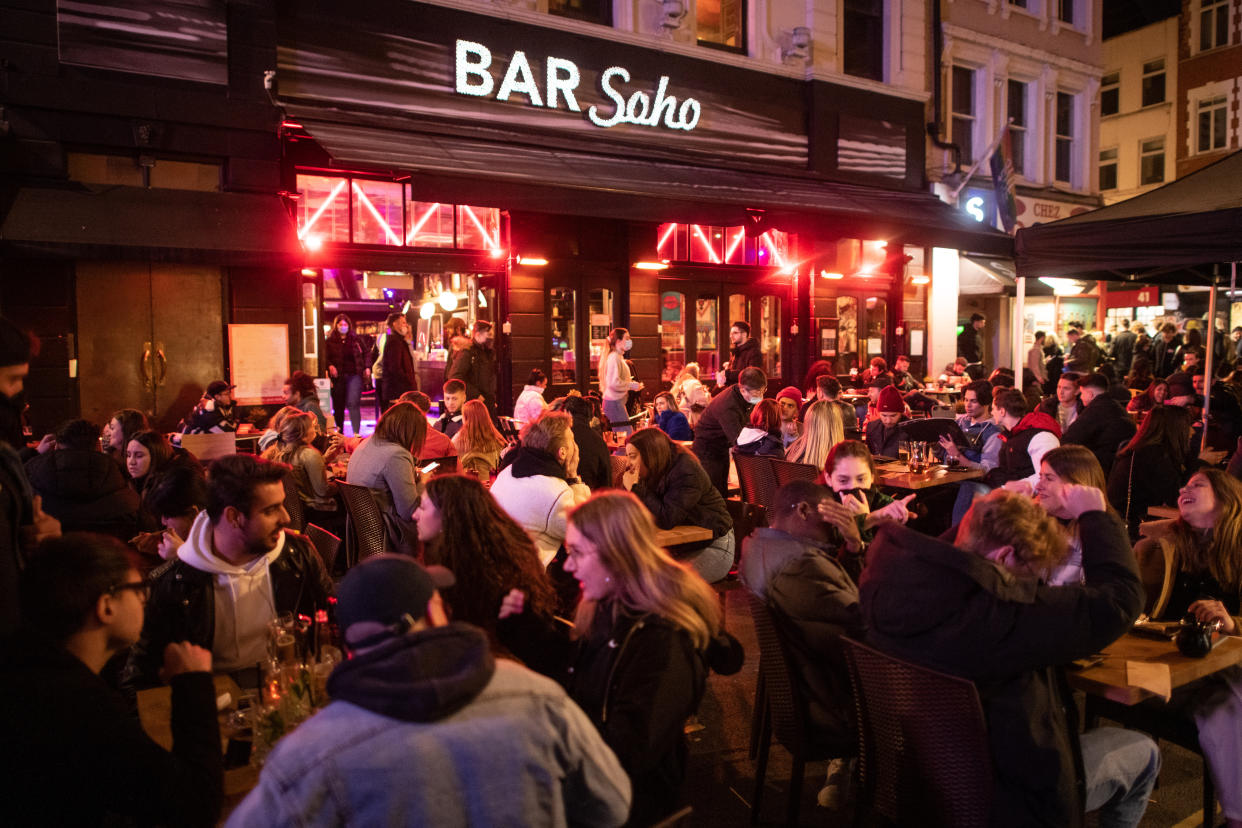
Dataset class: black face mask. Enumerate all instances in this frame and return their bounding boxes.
[0,390,27,450]
[836,487,867,502]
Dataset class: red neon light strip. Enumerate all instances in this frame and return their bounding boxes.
[298,179,347,240]
[760,232,787,269]
[352,183,404,245]
[405,202,443,245]
[656,222,678,256]
[691,224,721,264]
[461,205,499,250]
[723,228,746,262]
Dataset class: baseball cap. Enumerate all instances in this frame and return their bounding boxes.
[336,555,456,646]
[206,380,236,396]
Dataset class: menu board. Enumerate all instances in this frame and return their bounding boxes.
[228,324,289,404]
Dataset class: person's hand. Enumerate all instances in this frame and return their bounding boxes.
[715,370,726,386]
[498,588,526,619]
[35,434,56,454]
[328,365,338,379]
[324,431,345,463]
[1199,446,1228,466]
[1188,599,1236,634]
[20,496,61,548]
[1058,483,1107,519]
[622,466,639,490]
[157,528,184,561]
[839,490,869,516]
[938,435,960,463]
[818,499,863,553]
[131,530,163,560]
[162,642,212,679]
[1002,479,1034,497]
[873,494,916,524]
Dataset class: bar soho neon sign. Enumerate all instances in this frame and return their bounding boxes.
[455,39,702,132]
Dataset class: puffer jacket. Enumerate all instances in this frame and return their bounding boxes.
[630,451,732,548]
[24,449,141,534]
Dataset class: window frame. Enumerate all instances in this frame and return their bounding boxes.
[1098,147,1118,191]
[1140,59,1166,108]
[841,0,886,81]
[1196,95,1229,155]
[1139,137,1165,186]
[547,0,613,25]
[1100,71,1120,117]
[1007,79,1030,176]
[1197,0,1231,52]
[696,0,748,55]
[951,65,978,164]
[1054,91,1076,186]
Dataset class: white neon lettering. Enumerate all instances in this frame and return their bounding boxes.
[496,50,543,106]
[966,196,985,223]
[545,57,581,112]
[649,76,677,127]
[677,97,700,131]
[627,90,651,124]
[455,40,493,97]
[589,66,629,127]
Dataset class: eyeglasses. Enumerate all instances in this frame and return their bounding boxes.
[108,581,150,603]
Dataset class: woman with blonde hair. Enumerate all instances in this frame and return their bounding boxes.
[499,490,742,827]
[262,410,341,512]
[1133,469,1242,828]
[345,401,428,552]
[785,399,845,468]
[1033,445,1111,585]
[452,398,509,478]
[671,362,710,426]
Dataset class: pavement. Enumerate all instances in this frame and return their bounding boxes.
[680,578,1220,827]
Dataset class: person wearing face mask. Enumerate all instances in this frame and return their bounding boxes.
[692,367,767,498]
[819,440,914,546]
[448,320,499,422]
[0,317,61,636]
[324,314,369,437]
[600,328,643,437]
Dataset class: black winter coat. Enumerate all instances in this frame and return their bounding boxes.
[691,385,754,495]
[123,532,333,692]
[571,415,612,491]
[1060,395,1136,475]
[1106,444,1184,539]
[324,331,368,377]
[860,514,1143,828]
[25,449,142,535]
[723,338,764,386]
[448,342,499,417]
[0,444,31,636]
[381,334,418,399]
[630,451,732,549]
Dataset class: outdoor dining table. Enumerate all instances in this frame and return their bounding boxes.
[874,463,983,492]
[1068,631,1242,705]
[654,524,714,548]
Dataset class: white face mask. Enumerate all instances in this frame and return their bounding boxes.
[621,339,632,352]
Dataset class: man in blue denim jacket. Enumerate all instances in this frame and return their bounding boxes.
[228,555,631,827]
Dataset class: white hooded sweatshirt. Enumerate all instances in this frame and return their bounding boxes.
[176,510,284,674]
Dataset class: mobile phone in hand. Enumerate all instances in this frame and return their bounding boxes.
[419,461,440,474]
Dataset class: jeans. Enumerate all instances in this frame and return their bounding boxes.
[674,529,734,584]
[1081,726,1161,828]
[1161,665,1242,820]
[331,373,363,436]
[603,397,631,437]
[951,481,991,527]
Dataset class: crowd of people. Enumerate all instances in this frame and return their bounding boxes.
[2,308,1242,827]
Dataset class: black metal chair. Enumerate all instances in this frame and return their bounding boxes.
[747,593,843,827]
[733,453,779,526]
[335,481,388,567]
[770,459,820,489]
[840,636,993,828]
[305,523,342,576]
[282,473,306,532]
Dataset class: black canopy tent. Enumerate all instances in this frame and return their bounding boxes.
[1015,148,1242,420]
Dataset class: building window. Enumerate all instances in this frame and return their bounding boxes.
[1140,137,1165,185]
[843,0,885,81]
[1100,72,1120,116]
[697,0,746,53]
[1141,60,1165,107]
[548,0,611,24]
[1199,0,1230,51]
[1099,148,1118,190]
[656,223,794,268]
[952,66,976,163]
[1197,96,1228,153]
[1009,0,1027,8]
[1007,80,1028,175]
[1057,0,1075,25]
[1055,92,1075,184]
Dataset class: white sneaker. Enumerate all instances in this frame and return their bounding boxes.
[817,757,854,809]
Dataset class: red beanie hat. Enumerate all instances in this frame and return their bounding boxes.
[877,385,904,414]
[775,386,803,406]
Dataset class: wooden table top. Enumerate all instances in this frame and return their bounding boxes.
[1068,632,1242,705]
[875,464,983,491]
[654,524,714,547]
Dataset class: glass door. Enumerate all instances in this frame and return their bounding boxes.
[661,280,786,388]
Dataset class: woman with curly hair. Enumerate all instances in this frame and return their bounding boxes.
[499,491,742,827]
[414,473,556,645]
[1133,469,1242,827]
[785,399,845,469]
[261,410,342,512]
[452,398,509,478]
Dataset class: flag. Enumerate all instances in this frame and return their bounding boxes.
[990,128,1017,234]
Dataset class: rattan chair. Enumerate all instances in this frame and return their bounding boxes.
[305,523,342,575]
[770,459,820,489]
[281,473,306,532]
[840,636,993,828]
[335,481,388,567]
[747,592,843,827]
[732,453,779,526]
[609,453,629,488]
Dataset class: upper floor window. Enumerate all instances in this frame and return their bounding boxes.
[697,0,746,53]
[1098,148,1118,190]
[1141,60,1165,107]
[1009,0,1028,9]
[1197,96,1228,153]
[1140,137,1165,185]
[656,223,795,268]
[843,0,885,81]
[1200,0,1231,51]
[1057,0,1076,25]
[1100,72,1120,117]
[1055,92,1075,184]
[952,66,976,163]
[1007,80,1028,176]
[548,0,612,24]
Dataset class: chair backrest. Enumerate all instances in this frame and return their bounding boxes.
[281,473,306,532]
[334,482,389,566]
[745,592,815,754]
[770,458,820,489]
[840,636,993,828]
[179,432,236,462]
[732,453,779,525]
[305,523,342,574]
[609,453,629,487]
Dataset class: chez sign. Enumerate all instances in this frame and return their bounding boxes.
[454,39,702,132]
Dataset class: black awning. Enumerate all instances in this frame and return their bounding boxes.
[290,115,1013,257]
[0,185,301,267]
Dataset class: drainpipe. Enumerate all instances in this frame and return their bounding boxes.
[927,0,962,176]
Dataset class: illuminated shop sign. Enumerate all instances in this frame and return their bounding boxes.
[961,188,996,226]
[454,39,702,132]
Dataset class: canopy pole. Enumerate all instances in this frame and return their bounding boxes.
[1204,267,1219,428]
[1014,276,1026,378]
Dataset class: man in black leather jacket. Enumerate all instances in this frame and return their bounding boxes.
[124,455,333,692]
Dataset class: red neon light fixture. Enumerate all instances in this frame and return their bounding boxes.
[303,234,325,252]
[351,182,403,246]
[460,205,500,252]
[759,232,787,270]
[297,179,347,240]
[691,224,721,264]
[405,202,442,245]
[723,227,746,263]
[657,223,678,255]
